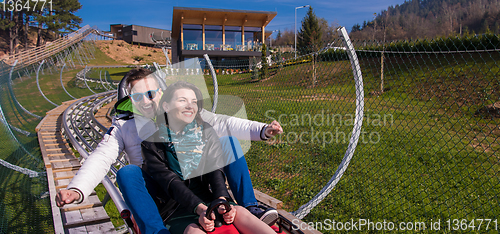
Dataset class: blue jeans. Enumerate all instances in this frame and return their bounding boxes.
[116,136,257,233]
[116,165,170,234]
[220,136,259,207]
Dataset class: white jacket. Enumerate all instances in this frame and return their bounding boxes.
[67,109,268,201]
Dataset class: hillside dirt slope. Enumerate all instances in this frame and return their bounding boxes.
[94,40,170,65]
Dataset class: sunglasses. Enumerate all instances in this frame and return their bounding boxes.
[129,88,160,102]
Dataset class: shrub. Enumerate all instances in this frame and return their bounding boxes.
[132,56,144,62]
[259,44,269,80]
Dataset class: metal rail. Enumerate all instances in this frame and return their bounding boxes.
[291,27,364,219]
[89,93,128,170]
[60,63,77,100]
[36,60,59,107]
[203,54,218,113]
[62,90,135,231]
[7,60,43,119]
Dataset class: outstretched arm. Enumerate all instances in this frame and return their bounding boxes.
[200,109,282,141]
[57,122,125,206]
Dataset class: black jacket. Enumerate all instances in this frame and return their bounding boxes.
[141,122,230,221]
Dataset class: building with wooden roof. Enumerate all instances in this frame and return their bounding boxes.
[171,7,277,63]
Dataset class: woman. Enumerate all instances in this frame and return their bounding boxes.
[141,81,276,234]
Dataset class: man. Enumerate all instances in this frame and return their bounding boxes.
[56,68,283,234]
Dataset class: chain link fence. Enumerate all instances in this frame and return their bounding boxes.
[203,31,499,232]
[0,35,106,233]
[0,26,499,233]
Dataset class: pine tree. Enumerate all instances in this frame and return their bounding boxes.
[259,44,269,80]
[0,0,81,53]
[46,0,82,36]
[297,6,322,88]
[0,11,16,54]
[35,0,82,46]
[297,6,322,54]
[352,23,362,32]
[0,7,35,54]
[33,1,51,46]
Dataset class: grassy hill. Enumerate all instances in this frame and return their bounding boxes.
[209,50,499,233]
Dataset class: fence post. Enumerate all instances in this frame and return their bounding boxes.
[381,51,384,93]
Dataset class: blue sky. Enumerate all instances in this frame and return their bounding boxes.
[77,0,407,34]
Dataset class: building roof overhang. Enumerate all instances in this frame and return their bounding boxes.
[172,7,277,38]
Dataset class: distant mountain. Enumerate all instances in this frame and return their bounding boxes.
[350,0,500,41]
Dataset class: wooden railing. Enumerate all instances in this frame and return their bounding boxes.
[2,25,96,68]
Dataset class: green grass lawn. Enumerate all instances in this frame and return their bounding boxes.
[86,67,132,81]
[208,54,499,233]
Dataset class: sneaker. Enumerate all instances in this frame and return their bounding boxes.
[247,205,279,226]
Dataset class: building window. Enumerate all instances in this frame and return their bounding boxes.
[133,30,138,35]
[184,24,202,30]
[183,24,202,50]
[244,32,254,44]
[244,27,261,51]
[225,26,241,51]
[205,25,222,50]
[205,25,222,30]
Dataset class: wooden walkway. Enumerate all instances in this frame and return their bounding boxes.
[36,100,117,234]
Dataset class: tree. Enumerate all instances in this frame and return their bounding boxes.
[480,18,490,33]
[46,0,82,36]
[319,17,339,43]
[297,6,322,54]
[259,44,269,80]
[0,0,82,54]
[273,28,294,47]
[23,10,33,50]
[351,23,362,32]
[348,0,500,41]
[33,0,82,46]
[0,9,31,54]
[0,11,16,54]
[33,2,51,46]
[298,6,322,88]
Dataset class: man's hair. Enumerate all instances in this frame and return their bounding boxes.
[125,68,156,92]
